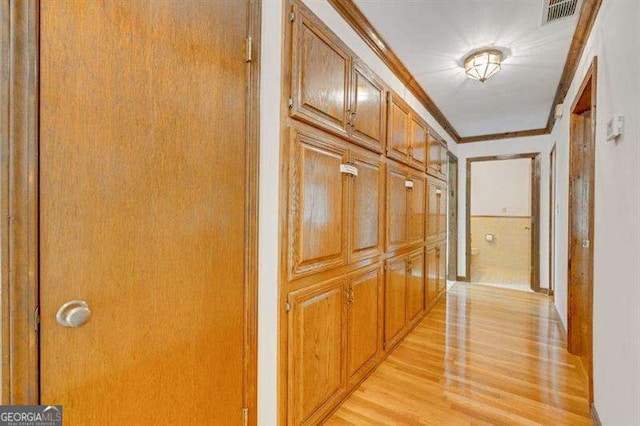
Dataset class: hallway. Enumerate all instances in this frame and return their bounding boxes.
[327,284,591,425]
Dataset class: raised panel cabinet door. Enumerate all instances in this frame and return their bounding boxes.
[427,178,439,244]
[407,249,425,322]
[386,164,408,252]
[437,181,447,240]
[439,143,449,178]
[288,277,347,425]
[384,255,408,348]
[289,127,349,279]
[408,173,426,244]
[426,246,439,306]
[408,115,428,171]
[427,131,442,175]
[347,265,383,385]
[438,244,447,295]
[350,61,386,153]
[291,6,350,137]
[386,93,410,164]
[349,148,384,262]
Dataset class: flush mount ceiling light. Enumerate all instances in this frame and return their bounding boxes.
[464,49,503,83]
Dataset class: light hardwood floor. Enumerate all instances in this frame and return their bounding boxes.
[470,265,530,287]
[326,283,592,425]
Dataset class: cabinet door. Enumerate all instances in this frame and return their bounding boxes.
[291,7,350,137]
[408,173,426,245]
[408,115,428,171]
[426,178,439,244]
[349,149,384,262]
[289,127,348,279]
[439,143,449,178]
[386,164,408,252]
[438,244,447,295]
[288,277,347,425]
[426,246,439,307]
[350,61,386,153]
[437,181,447,240]
[407,249,425,322]
[347,265,383,386]
[427,130,442,176]
[386,93,410,164]
[384,255,407,348]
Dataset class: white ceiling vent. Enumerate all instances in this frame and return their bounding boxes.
[542,0,580,25]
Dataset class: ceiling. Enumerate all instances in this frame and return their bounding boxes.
[353,0,579,137]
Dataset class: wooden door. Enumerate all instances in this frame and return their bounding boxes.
[386,93,410,164]
[350,61,386,153]
[408,115,428,171]
[349,147,384,262]
[568,61,596,402]
[346,265,383,386]
[406,249,425,322]
[386,164,408,252]
[427,178,439,244]
[427,131,442,176]
[437,181,447,240]
[289,127,349,279]
[426,246,438,306]
[291,5,350,137]
[288,277,347,425]
[408,173,426,244]
[384,255,407,348]
[549,145,556,296]
[39,1,255,424]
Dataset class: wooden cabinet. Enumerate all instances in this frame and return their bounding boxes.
[427,130,448,179]
[386,92,410,163]
[408,172,426,245]
[407,248,425,322]
[290,7,386,153]
[349,147,384,262]
[290,6,351,138]
[386,163,409,252]
[427,176,447,244]
[350,60,386,153]
[288,277,347,425]
[438,243,447,296]
[384,255,407,348]
[346,265,383,386]
[438,181,447,241]
[288,127,349,279]
[408,115,428,171]
[426,246,439,307]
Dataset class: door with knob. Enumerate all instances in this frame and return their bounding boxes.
[39,1,256,423]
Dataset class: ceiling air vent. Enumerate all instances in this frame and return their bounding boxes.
[542,0,580,25]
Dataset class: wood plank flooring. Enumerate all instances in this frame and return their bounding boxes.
[470,265,530,287]
[326,283,592,425]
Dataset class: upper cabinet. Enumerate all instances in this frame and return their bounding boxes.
[350,60,386,153]
[427,176,446,244]
[408,115,428,171]
[427,129,448,179]
[289,6,386,153]
[386,93,411,163]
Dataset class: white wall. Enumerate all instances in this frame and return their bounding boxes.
[257,1,458,424]
[471,159,532,216]
[457,135,555,287]
[550,1,640,423]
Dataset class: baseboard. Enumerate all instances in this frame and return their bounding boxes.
[591,404,602,425]
[456,275,467,282]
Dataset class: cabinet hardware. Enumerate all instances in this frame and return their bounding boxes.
[284,302,291,312]
[405,180,414,189]
[242,407,249,426]
[340,163,358,177]
[346,109,352,126]
[582,239,590,248]
[287,98,293,109]
[245,37,252,62]
[289,11,296,22]
[351,111,357,127]
[33,306,40,332]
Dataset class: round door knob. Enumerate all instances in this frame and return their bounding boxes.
[56,300,91,327]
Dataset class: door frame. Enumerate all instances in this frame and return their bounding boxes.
[447,151,459,281]
[465,153,542,292]
[567,57,597,403]
[0,2,262,420]
[549,143,557,297]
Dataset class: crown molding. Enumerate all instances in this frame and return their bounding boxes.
[458,128,549,144]
[546,0,603,131]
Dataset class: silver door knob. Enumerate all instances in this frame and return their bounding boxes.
[56,300,91,327]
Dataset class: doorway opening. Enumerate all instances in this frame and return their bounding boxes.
[466,154,541,292]
[447,152,459,281]
[567,58,597,403]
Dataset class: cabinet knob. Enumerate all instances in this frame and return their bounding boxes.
[56,300,91,328]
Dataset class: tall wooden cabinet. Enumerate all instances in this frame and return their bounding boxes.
[283,1,449,423]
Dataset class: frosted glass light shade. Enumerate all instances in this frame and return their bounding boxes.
[464,50,502,83]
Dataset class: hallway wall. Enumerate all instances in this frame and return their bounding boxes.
[456,135,555,288]
[550,1,640,423]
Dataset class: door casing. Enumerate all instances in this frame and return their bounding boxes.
[0,3,262,422]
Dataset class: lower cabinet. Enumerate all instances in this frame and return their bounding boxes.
[438,242,447,296]
[426,246,439,307]
[384,248,425,349]
[288,264,383,424]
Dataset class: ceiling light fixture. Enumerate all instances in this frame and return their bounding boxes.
[464,49,502,83]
